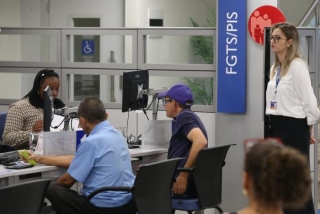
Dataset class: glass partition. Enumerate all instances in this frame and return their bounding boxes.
[0,72,36,99]
[0,68,62,105]
[0,28,61,68]
[0,28,215,112]
[64,35,133,64]
[145,35,214,65]
[298,29,317,73]
[149,76,213,106]
[67,74,121,103]
[61,29,137,69]
[138,28,215,71]
[0,34,58,62]
[63,69,214,112]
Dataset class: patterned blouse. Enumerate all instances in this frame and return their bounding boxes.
[3,98,43,149]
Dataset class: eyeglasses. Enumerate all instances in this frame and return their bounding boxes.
[162,99,173,106]
[243,138,282,153]
[269,35,287,43]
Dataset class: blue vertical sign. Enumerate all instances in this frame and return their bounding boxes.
[217,0,246,113]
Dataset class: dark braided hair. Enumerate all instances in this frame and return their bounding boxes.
[23,69,64,109]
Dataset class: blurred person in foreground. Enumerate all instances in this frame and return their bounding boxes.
[224,139,311,214]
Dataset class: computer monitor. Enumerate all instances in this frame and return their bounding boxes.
[122,70,149,112]
[43,86,53,132]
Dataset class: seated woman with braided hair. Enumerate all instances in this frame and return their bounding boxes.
[3,69,65,149]
[225,139,311,214]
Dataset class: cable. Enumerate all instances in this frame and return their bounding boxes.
[143,109,149,121]
[62,117,70,131]
[142,94,158,120]
[126,110,130,140]
[70,118,74,131]
[155,98,160,120]
[145,95,157,110]
[51,116,68,129]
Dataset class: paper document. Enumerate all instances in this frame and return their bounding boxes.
[42,131,77,155]
[141,120,171,149]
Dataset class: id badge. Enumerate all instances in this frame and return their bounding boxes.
[270,101,277,110]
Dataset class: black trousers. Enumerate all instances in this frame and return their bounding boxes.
[269,115,315,214]
[46,181,137,214]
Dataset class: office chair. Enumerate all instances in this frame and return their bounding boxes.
[81,158,182,214]
[0,179,51,214]
[0,112,7,142]
[172,144,235,214]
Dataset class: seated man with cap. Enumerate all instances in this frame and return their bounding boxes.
[158,83,208,198]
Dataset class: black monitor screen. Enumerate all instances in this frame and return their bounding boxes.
[43,86,53,132]
[122,70,149,112]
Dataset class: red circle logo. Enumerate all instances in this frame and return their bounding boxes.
[248,5,286,45]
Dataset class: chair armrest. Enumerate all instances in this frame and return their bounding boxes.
[176,167,194,172]
[81,186,133,214]
[222,161,226,167]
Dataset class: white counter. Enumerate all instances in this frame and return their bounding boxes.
[0,148,167,186]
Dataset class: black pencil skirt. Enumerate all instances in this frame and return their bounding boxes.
[269,115,315,214]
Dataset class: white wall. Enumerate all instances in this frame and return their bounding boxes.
[49,0,124,28]
[21,0,41,27]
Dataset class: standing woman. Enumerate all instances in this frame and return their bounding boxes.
[3,69,65,149]
[266,22,319,214]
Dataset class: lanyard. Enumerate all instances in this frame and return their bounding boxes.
[273,67,281,100]
[275,67,281,89]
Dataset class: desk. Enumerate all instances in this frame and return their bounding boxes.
[0,164,63,186]
[130,148,167,160]
[0,148,167,187]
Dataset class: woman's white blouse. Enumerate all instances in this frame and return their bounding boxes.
[266,58,319,125]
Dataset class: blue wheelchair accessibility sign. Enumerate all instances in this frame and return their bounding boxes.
[82,39,94,55]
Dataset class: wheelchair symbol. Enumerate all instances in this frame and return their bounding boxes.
[83,41,92,54]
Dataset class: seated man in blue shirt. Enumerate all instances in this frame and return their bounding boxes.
[158,84,208,198]
[43,97,136,214]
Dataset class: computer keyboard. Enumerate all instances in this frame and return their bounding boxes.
[0,151,20,164]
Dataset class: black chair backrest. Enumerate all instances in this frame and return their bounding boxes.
[193,144,233,209]
[0,112,7,141]
[0,179,51,214]
[133,158,181,214]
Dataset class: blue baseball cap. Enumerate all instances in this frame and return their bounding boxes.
[158,84,194,106]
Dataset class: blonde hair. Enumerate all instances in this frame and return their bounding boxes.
[270,22,301,79]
